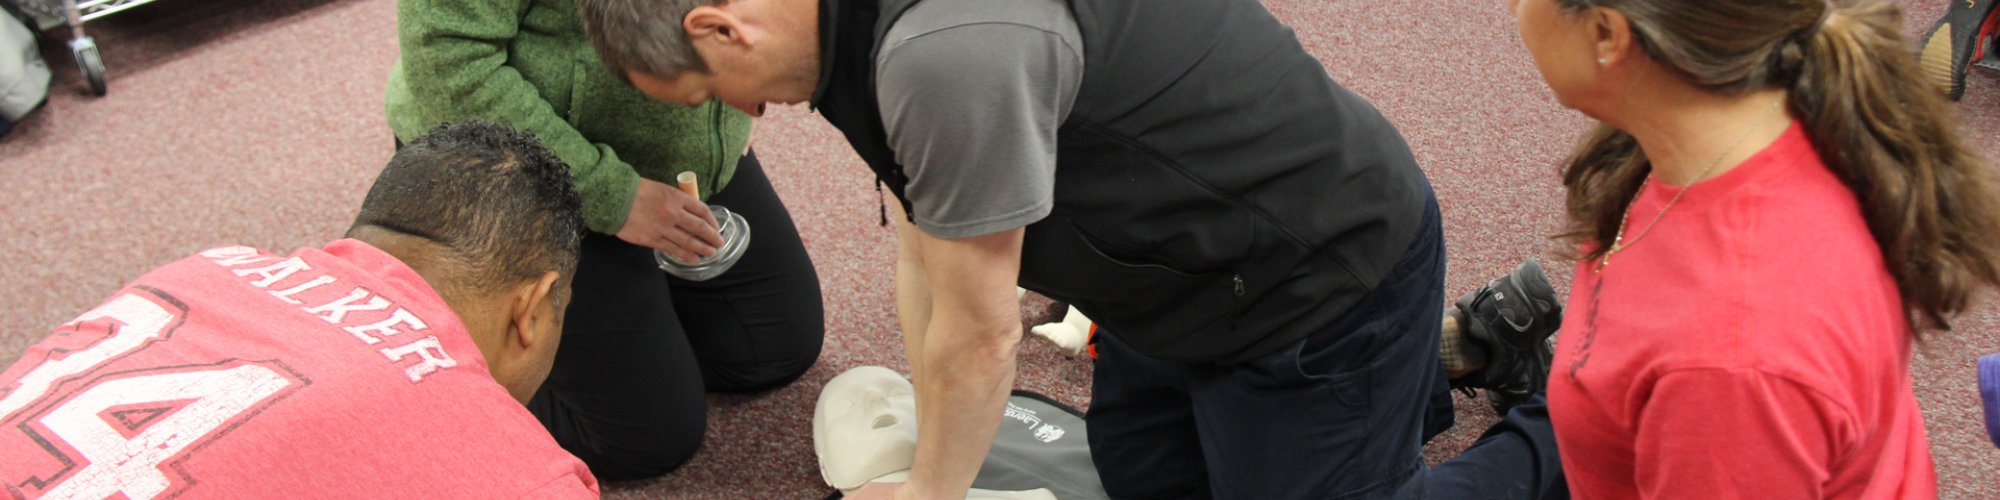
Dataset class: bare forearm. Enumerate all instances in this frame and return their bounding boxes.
[895,226,1025,499]
[909,318,1020,498]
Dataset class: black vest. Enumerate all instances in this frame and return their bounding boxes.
[811,0,1429,364]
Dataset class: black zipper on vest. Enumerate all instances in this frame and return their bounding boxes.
[711,102,725,198]
[875,181,889,227]
[1233,274,1245,296]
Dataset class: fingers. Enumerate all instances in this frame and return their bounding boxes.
[660,182,719,227]
[655,225,701,263]
[660,184,724,248]
[659,244,702,264]
[674,206,725,249]
[634,177,725,261]
[658,225,718,261]
[689,200,720,229]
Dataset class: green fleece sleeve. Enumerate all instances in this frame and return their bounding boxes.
[393,0,636,234]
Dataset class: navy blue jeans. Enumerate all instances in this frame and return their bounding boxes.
[1087,201,1564,499]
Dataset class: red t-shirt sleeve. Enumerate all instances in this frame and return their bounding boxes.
[518,473,599,499]
[1634,368,1856,499]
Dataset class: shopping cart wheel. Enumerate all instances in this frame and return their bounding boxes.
[69,37,106,97]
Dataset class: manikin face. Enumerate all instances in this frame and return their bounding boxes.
[813,366,919,490]
[810,367,1067,500]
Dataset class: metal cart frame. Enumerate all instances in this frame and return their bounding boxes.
[14,0,163,96]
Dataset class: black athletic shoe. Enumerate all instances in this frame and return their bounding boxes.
[1448,259,1562,416]
[1920,0,1999,101]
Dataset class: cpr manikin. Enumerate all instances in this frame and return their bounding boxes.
[814,366,1056,500]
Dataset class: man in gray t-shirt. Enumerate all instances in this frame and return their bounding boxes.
[575,0,1569,498]
[874,0,1080,239]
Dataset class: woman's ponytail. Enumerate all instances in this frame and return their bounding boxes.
[1788,1,2000,335]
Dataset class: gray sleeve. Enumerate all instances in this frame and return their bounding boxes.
[875,22,1082,239]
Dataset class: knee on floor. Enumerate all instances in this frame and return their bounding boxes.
[704,328,824,393]
[581,420,708,481]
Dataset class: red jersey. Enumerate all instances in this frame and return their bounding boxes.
[0,240,597,498]
[1549,124,1935,499]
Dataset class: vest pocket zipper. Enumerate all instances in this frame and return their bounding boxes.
[711,101,725,196]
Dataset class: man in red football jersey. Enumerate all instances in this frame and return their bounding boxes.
[0,121,598,498]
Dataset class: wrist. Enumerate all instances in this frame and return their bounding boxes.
[900,478,950,500]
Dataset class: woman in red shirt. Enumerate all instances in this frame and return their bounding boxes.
[1508,0,2000,497]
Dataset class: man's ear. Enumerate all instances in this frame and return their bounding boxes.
[1590,7,1636,67]
[510,271,564,349]
[685,5,756,49]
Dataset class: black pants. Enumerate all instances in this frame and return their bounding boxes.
[526,152,825,480]
[1087,199,1565,499]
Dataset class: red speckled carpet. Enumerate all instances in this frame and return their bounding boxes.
[1,0,1994,497]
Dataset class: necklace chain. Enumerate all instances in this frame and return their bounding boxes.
[1596,100,1787,272]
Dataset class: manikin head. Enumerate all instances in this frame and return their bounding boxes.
[812,366,1060,499]
[814,366,919,490]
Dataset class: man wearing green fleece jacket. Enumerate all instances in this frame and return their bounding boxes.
[384,0,825,479]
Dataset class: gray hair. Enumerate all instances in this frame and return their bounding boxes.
[577,0,726,81]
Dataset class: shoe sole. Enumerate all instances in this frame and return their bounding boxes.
[1456,259,1562,414]
[1922,18,1968,101]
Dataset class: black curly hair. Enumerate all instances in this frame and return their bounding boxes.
[351,121,586,293]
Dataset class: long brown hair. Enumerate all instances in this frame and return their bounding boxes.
[1555,0,2000,335]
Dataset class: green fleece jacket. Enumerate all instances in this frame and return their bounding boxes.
[384,0,753,234]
